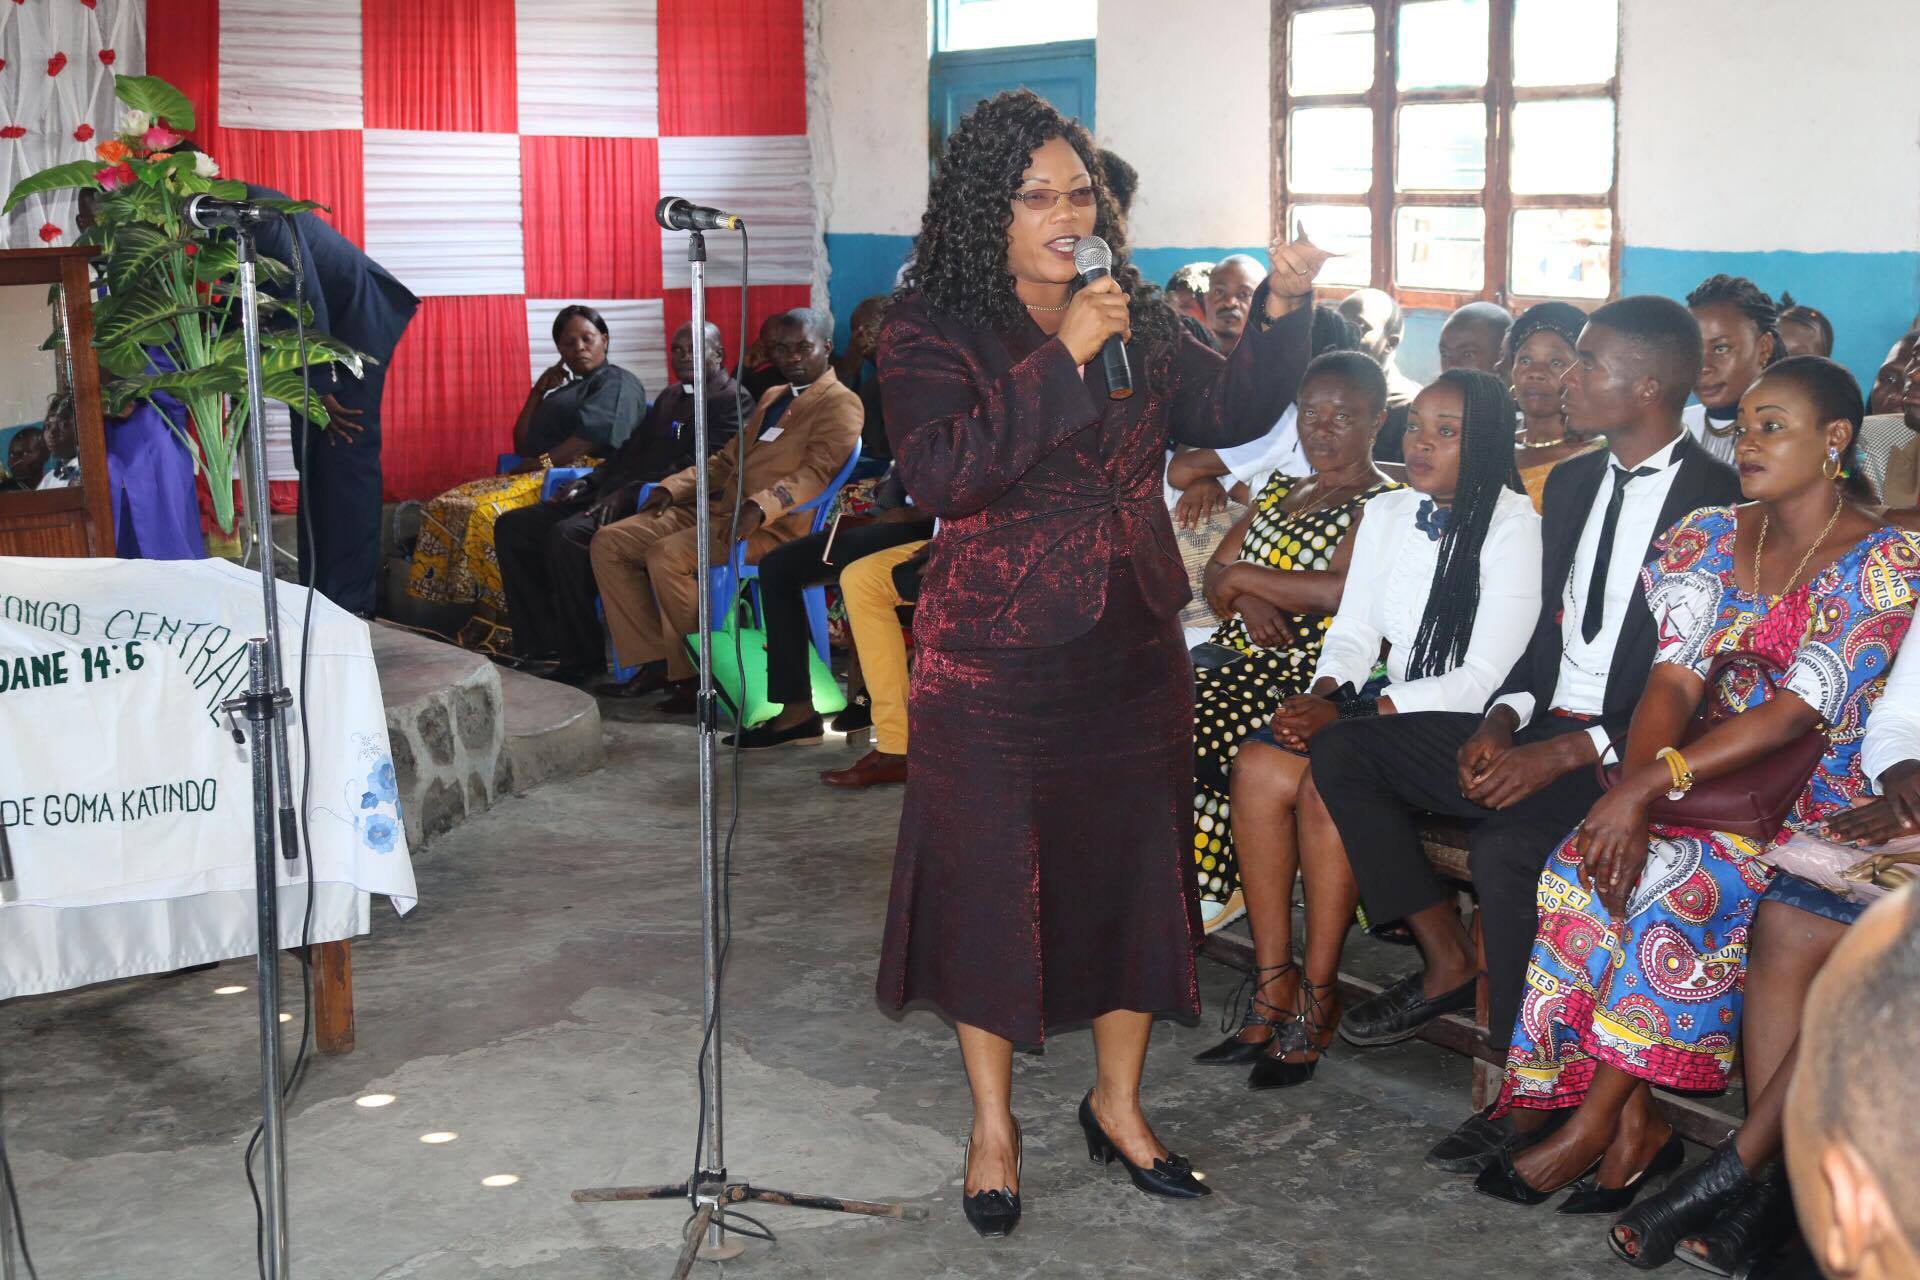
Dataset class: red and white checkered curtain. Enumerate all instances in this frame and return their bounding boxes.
[124,0,817,501]
[0,0,147,249]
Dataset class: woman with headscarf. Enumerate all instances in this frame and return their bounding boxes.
[1509,301,1604,511]
[409,305,645,650]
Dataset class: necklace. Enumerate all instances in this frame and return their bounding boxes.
[1752,494,1844,600]
[1023,300,1070,312]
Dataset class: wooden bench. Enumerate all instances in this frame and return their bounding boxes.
[1199,817,1740,1147]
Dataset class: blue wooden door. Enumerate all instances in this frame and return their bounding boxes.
[930,41,1096,149]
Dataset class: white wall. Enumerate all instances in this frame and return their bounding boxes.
[0,284,59,429]
[1618,0,1920,256]
[815,0,929,239]
[1094,0,1271,254]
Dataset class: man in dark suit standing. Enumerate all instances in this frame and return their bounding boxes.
[1308,296,1742,1172]
[247,185,419,617]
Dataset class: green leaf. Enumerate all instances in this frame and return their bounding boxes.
[206,179,247,201]
[258,198,328,218]
[113,75,197,132]
[263,369,330,426]
[94,295,217,347]
[98,340,155,379]
[106,223,187,292]
[3,160,103,214]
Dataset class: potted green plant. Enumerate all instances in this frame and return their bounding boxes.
[5,74,369,547]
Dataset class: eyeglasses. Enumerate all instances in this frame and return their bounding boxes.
[1011,186,1096,212]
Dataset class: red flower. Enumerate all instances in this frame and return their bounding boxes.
[73,123,93,142]
[98,49,115,66]
[46,52,68,77]
[184,243,199,256]
[94,161,135,192]
[0,125,25,139]
[38,223,61,244]
[79,0,97,7]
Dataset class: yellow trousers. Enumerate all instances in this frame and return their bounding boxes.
[839,539,925,756]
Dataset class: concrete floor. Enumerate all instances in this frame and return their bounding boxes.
[2,709,1644,1279]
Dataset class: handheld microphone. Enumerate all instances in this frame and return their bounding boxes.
[1072,235,1133,401]
[656,196,744,232]
[183,193,278,230]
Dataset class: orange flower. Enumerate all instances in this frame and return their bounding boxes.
[95,138,130,163]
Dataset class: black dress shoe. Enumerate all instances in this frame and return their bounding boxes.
[1246,1018,1329,1090]
[1609,1139,1759,1270]
[723,714,825,750]
[596,662,669,698]
[656,680,698,715]
[1339,971,1478,1047]
[829,694,872,733]
[1077,1091,1210,1199]
[1559,1130,1685,1215]
[961,1121,1022,1240]
[1194,960,1293,1065]
[1674,1162,1791,1276]
[1473,1146,1601,1207]
[1427,1105,1566,1175]
[1192,1029,1277,1066]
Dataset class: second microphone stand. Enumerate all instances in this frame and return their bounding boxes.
[570,227,922,1276]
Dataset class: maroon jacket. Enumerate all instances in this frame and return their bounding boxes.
[878,286,1315,650]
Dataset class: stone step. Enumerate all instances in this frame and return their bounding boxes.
[368,621,602,852]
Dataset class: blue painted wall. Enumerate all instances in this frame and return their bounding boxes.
[1622,247,1920,394]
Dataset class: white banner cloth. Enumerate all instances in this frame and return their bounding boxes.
[0,556,418,998]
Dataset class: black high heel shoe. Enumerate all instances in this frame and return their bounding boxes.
[1194,961,1296,1065]
[1674,1162,1791,1276]
[1558,1130,1685,1215]
[1077,1091,1210,1199]
[1474,1144,1604,1206]
[1246,977,1339,1090]
[1608,1137,1758,1270]
[961,1119,1022,1239]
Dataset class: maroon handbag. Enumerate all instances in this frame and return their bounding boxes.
[1598,652,1829,842]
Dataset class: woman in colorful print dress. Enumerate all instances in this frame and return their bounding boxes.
[1480,356,1920,1210]
[1189,351,1401,930]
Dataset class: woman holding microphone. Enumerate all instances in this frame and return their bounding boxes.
[873,89,1329,1237]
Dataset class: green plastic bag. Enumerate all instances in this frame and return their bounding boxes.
[681,613,847,729]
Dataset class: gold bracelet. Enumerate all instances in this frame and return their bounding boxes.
[1656,746,1694,801]
[538,452,555,469]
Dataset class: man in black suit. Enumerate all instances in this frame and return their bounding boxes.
[1308,296,1741,1172]
[246,184,419,617]
[494,321,744,683]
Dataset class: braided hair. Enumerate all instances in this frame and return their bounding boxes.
[1405,369,1525,679]
[1686,274,1785,367]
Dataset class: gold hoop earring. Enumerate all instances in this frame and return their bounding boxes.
[1823,448,1843,481]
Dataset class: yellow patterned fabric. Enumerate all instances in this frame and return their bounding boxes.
[407,468,588,630]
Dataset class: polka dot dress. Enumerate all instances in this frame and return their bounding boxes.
[1191,472,1402,907]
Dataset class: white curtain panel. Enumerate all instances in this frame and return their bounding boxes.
[218,0,363,130]
[516,0,658,139]
[363,129,526,297]
[525,297,667,389]
[658,135,816,289]
[0,0,146,249]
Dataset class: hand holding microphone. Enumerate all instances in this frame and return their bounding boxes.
[1061,236,1133,398]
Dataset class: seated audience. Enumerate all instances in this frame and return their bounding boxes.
[1778,293,1835,358]
[35,394,80,490]
[591,307,861,714]
[1785,885,1920,1280]
[496,322,745,683]
[832,296,893,461]
[818,537,930,789]
[723,464,934,749]
[741,315,787,403]
[1479,357,1910,1212]
[1337,287,1422,462]
[1204,254,1264,354]
[1311,296,1736,1175]
[1860,332,1919,505]
[1684,274,1785,465]
[1614,606,1920,1272]
[1370,300,1514,462]
[1509,301,1604,510]
[410,305,647,650]
[1187,352,1403,930]
[5,425,49,492]
[1196,369,1541,1083]
[1869,330,1918,417]
[1165,263,1214,330]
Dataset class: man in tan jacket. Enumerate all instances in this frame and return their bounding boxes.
[590,307,862,709]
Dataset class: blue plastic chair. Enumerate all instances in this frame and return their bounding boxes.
[496,452,524,474]
[708,439,864,667]
[541,466,593,500]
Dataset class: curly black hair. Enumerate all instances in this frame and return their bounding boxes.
[900,89,1176,353]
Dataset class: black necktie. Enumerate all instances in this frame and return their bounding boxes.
[1582,464,1658,643]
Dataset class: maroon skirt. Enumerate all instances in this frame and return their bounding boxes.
[876,564,1202,1045]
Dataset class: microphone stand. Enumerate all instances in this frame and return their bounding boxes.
[570,226,921,1277]
[216,226,300,1280]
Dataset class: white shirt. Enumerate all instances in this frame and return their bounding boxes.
[1492,435,1686,761]
[1856,413,1910,504]
[1682,403,1738,466]
[1862,637,1920,791]
[1214,403,1307,487]
[36,459,79,490]
[1314,485,1541,713]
